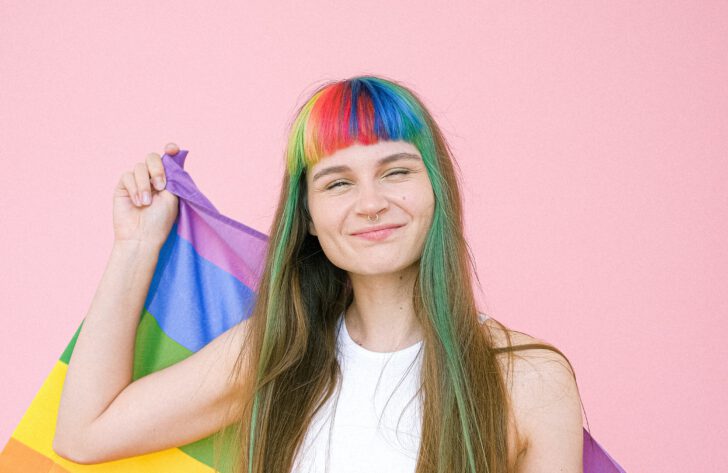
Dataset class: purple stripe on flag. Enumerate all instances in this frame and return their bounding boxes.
[176,200,268,291]
[583,428,626,472]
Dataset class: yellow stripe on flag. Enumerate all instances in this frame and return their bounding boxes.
[11,361,215,473]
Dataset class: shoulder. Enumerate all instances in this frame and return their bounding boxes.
[479,315,584,471]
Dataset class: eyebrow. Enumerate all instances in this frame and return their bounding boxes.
[312,152,422,182]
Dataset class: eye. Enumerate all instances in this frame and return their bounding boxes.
[325,170,411,191]
[326,180,349,190]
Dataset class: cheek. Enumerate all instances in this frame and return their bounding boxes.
[402,183,435,217]
[309,208,341,238]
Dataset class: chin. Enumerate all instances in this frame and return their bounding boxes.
[339,259,419,277]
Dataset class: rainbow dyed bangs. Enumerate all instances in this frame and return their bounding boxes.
[286,76,430,175]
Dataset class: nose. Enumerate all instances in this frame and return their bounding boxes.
[354,181,389,219]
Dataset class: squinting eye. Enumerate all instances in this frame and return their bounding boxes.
[326,180,349,190]
[326,170,410,190]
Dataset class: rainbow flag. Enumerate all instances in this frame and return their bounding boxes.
[0,150,625,472]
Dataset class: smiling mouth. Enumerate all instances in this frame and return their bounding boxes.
[352,225,404,241]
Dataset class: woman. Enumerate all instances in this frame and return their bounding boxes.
[53,76,585,472]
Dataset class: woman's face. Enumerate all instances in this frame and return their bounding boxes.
[305,140,435,276]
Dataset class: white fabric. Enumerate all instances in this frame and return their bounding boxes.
[291,311,489,473]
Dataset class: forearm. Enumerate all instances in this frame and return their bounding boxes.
[55,240,161,441]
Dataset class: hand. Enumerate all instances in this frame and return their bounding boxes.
[112,143,180,249]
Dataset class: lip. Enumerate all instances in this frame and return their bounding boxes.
[351,223,405,242]
[351,223,405,236]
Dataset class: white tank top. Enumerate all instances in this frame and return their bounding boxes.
[290,311,489,473]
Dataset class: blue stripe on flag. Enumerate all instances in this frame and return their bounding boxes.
[144,222,257,352]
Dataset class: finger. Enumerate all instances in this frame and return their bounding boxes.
[146,152,166,191]
[134,161,153,206]
[164,142,179,156]
[121,171,141,206]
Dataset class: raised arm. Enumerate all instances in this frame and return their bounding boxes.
[53,144,252,464]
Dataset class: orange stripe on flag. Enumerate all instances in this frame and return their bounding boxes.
[0,437,70,473]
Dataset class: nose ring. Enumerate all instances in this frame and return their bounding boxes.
[367,213,379,222]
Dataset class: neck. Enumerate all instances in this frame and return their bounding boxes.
[345,264,423,352]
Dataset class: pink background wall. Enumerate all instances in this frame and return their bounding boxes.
[2,2,726,471]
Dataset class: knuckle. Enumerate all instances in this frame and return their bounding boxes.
[146,154,164,172]
[134,162,149,174]
[137,176,151,189]
[123,176,136,191]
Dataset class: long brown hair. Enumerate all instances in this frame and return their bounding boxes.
[211,76,586,473]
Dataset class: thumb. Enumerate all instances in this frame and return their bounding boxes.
[165,142,180,156]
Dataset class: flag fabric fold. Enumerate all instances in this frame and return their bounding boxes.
[0,149,625,473]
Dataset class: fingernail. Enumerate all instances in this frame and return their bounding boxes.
[142,192,151,204]
[153,177,164,190]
